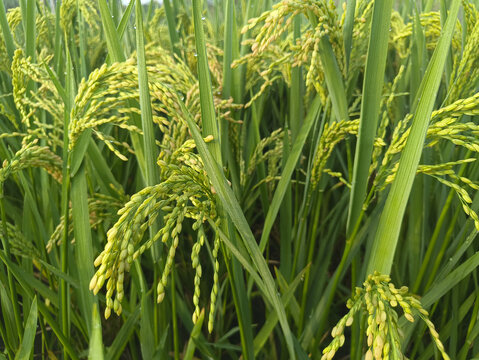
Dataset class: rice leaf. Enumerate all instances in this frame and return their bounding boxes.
[343,0,356,70]
[259,95,322,252]
[71,163,98,335]
[347,0,393,235]
[163,0,180,58]
[366,0,461,275]
[88,304,104,360]
[179,100,297,360]
[0,0,15,60]
[253,266,309,355]
[183,308,205,360]
[105,307,141,360]
[14,296,37,360]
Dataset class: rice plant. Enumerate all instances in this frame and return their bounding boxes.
[1,0,479,359]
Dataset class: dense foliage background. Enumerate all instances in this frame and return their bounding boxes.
[1,0,479,359]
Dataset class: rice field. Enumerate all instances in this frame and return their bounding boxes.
[1,0,479,358]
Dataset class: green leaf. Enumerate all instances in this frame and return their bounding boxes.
[70,129,92,177]
[179,100,297,360]
[347,0,393,236]
[192,0,222,162]
[305,13,349,124]
[88,304,104,360]
[254,266,309,355]
[71,163,98,335]
[183,308,205,360]
[366,0,461,275]
[135,0,159,188]
[117,0,134,40]
[22,0,35,61]
[317,37,349,123]
[140,293,155,359]
[163,0,180,58]
[98,0,126,63]
[105,307,140,360]
[259,95,322,253]
[59,47,74,360]
[0,0,15,61]
[14,296,37,360]
[0,280,19,351]
[208,219,266,294]
[422,250,479,308]
[342,0,356,70]
[0,253,79,360]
